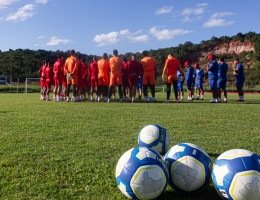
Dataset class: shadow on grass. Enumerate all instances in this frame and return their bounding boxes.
[228,100,260,105]
[106,99,260,104]
[208,153,220,158]
[158,186,221,200]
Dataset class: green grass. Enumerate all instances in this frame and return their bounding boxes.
[0,93,259,200]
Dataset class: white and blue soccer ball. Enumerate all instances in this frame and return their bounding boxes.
[115,147,169,200]
[138,124,170,155]
[164,143,212,193]
[212,149,260,200]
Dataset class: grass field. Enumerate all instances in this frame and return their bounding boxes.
[0,93,259,200]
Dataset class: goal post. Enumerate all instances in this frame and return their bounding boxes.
[25,78,40,93]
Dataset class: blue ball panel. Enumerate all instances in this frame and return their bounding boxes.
[212,152,260,200]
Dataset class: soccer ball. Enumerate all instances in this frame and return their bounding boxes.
[212,149,260,200]
[138,124,170,155]
[164,143,212,193]
[115,147,168,199]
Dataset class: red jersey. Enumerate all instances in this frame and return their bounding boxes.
[129,60,143,77]
[45,66,52,80]
[53,59,63,80]
[45,65,53,87]
[122,61,130,80]
[82,62,89,82]
[77,60,83,79]
[39,64,47,78]
[164,57,180,76]
[89,61,98,80]
[77,60,84,87]
[39,64,47,87]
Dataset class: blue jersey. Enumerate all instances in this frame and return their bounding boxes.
[186,66,195,83]
[218,62,228,81]
[177,71,184,83]
[208,60,219,80]
[195,68,204,83]
[177,71,184,91]
[235,64,245,81]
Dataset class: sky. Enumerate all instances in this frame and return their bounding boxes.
[0,0,260,56]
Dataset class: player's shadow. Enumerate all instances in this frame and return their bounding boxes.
[158,185,221,200]
[228,100,260,104]
[208,153,220,158]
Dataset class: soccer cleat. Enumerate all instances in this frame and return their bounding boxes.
[210,99,217,103]
[107,98,110,103]
[187,97,193,101]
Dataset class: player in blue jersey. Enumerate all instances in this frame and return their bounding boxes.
[207,54,219,103]
[185,60,195,101]
[177,70,185,100]
[195,63,204,100]
[137,75,143,100]
[233,58,245,102]
[218,57,229,103]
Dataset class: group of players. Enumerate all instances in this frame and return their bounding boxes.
[39,49,245,103]
[162,53,245,103]
[39,49,144,102]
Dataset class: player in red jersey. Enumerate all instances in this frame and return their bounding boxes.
[129,54,143,102]
[122,57,130,100]
[89,56,98,101]
[44,61,53,101]
[77,56,85,101]
[61,62,67,101]
[39,61,47,100]
[53,55,64,101]
[81,58,90,100]
[162,54,182,102]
